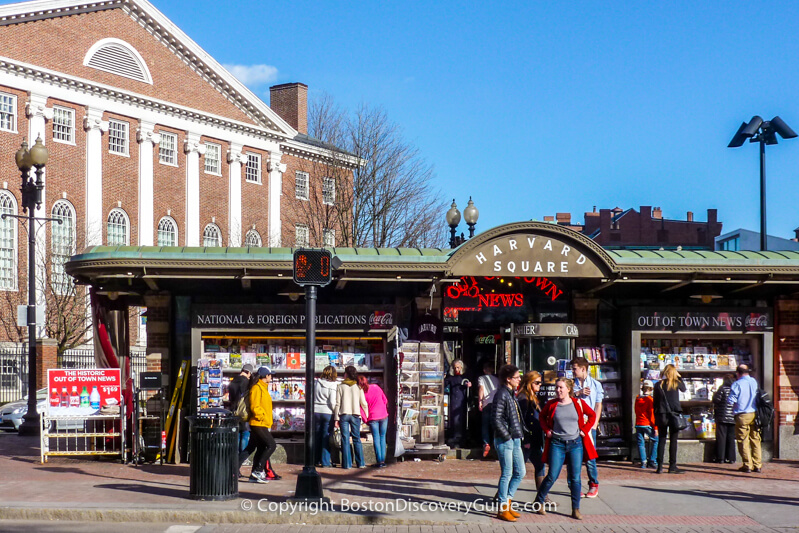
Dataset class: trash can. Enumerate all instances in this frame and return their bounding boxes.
[187,410,239,500]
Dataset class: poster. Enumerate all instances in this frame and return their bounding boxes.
[47,368,122,416]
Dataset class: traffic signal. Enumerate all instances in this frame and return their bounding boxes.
[292,249,332,286]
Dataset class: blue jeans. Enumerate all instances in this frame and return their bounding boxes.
[536,437,583,510]
[315,412,333,466]
[339,414,364,469]
[494,437,526,505]
[239,429,250,453]
[481,404,493,446]
[584,429,598,485]
[635,425,658,466]
[368,417,388,464]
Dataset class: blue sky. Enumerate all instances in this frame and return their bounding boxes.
[28,1,799,241]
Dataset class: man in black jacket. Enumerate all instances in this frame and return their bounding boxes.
[491,364,525,522]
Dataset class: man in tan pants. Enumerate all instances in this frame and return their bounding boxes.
[728,365,762,473]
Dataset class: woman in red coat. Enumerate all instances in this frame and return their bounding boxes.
[534,377,597,520]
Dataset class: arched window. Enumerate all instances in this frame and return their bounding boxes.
[83,38,153,84]
[157,216,178,247]
[107,208,129,246]
[244,229,262,247]
[203,224,222,247]
[0,191,17,290]
[51,201,76,295]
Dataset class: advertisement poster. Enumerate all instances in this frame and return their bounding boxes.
[47,368,122,416]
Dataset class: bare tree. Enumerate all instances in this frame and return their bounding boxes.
[296,95,445,248]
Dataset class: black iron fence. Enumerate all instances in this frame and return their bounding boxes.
[0,346,147,405]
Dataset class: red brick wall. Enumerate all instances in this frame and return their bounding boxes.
[240,147,270,244]
[152,125,186,245]
[199,135,230,245]
[0,9,256,125]
[776,299,799,426]
[103,110,139,246]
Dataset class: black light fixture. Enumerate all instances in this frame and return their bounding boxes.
[728,116,797,251]
[445,197,479,248]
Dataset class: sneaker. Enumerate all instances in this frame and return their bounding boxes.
[483,444,490,457]
[242,457,253,467]
[249,471,269,484]
[583,484,599,498]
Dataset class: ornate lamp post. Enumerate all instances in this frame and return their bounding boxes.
[446,197,479,248]
[7,136,49,436]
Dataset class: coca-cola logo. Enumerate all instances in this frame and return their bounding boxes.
[369,312,394,328]
[745,314,769,328]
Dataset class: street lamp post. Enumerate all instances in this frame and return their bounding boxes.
[5,136,50,436]
[728,116,797,251]
[445,197,479,248]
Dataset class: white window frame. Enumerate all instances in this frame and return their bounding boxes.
[108,119,129,156]
[323,228,335,248]
[0,191,18,291]
[52,106,75,144]
[245,153,261,184]
[295,224,309,247]
[159,131,178,166]
[295,171,309,200]
[244,229,262,247]
[322,177,335,205]
[157,216,178,247]
[203,223,222,247]
[0,92,17,132]
[204,142,221,175]
[51,200,76,295]
[107,208,130,246]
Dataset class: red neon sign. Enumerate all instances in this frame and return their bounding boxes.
[446,276,563,304]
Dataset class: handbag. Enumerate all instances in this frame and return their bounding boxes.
[329,427,342,450]
[659,382,689,430]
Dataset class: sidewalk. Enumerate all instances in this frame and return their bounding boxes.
[1,431,798,530]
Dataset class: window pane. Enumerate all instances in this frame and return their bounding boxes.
[51,202,75,294]
[109,120,128,155]
[159,132,177,165]
[203,224,221,247]
[0,193,16,289]
[157,217,176,247]
[53,107,74,143]
[107,209,128,246]
[323,229,335,247]
[245,230,261,247]
[295,172,309,200]
[295,224,309,247]
[0,93,16,131]
[323,177,335,205]
[246,153,261,183]
[205,143,221,174]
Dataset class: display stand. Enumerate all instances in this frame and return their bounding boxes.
[133,372,166,465]
[398,340,449,461]
[577,345,627,457]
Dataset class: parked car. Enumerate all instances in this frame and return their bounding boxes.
[0,388,47,431]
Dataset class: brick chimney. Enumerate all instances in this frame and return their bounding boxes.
[269,82,308,134]
[687,211,693,222]
[556,212,571,224]
[652,207,662,220]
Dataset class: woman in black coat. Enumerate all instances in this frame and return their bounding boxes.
[653,364,687,474]
[712,374,736,464]
[516,371,546,490]
[444,359,471,448]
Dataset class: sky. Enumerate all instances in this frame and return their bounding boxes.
[22,0,799,241]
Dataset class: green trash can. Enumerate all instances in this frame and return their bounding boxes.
[187,411,238,500]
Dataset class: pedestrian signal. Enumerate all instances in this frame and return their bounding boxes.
[293,249,332,286]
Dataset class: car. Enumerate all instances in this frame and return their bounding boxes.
[0,388,48,431]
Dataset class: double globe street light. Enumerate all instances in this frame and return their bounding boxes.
[445,197,479,248]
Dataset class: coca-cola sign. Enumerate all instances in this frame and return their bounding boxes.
[632,308,772,332]
[369,311,394,329]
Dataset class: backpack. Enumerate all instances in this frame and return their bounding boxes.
[755,388,774,433]
[234,395,250,420]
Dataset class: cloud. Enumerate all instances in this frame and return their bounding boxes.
[223,64,279,87]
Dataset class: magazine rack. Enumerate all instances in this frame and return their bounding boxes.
[576,345,627,458]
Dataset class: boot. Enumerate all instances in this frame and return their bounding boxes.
[571,508,582,520]
[536,476,552,503]
[497,501,517,522]
[507,499,521,518]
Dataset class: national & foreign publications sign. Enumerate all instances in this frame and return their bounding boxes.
[192,304,395,330]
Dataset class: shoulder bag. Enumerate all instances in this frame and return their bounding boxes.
[660,382,689,431]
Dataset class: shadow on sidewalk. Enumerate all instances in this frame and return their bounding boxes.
[624,485,799,506]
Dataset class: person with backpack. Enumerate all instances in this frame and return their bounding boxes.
[238,367,283,483]
[728,364,762,473]
[228,364,253,454]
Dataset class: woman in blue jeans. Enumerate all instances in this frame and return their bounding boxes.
[313,366,338,467]
[358,375,389,467]
[535,378,597,520]
[334,366,369,469]
[491,364,525,522]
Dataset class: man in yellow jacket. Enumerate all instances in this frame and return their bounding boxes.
[238,367,281,483]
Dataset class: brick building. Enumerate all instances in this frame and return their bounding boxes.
[542,206,722,250]
[0,0,355,346]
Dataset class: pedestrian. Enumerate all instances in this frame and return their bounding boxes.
[238,366,282,484]
[334,365,368,469]
[444,359,471,448]
[728,364,761,473]
[570,356,604,497]
[516,371,546,492]
[634,380,658,469]
[313,365,338,468]
[358,375,389,468]
[653,364,686,474]
[491,364,525,522]
[228,364,253,454]
[478,361,500,457]
[712,373,736,464]
[535,377,597,521]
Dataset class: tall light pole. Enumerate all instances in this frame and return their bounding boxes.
[2,136,51,435]
[729,116,797,251]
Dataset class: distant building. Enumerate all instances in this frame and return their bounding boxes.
[542,206,722,250]
[715,228,799,251]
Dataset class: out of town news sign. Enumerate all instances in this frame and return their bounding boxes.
[451,233,605,278]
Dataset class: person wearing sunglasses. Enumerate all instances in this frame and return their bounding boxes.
[517,371,546,494]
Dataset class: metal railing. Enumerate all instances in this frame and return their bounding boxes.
[0,346,148,405]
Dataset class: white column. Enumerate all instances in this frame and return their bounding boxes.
[25,93,53,335]
[136,122,160,246]
[227,144,245,247]
[267,151,286,247]
[184,132,205,247]
[84,107,108,246]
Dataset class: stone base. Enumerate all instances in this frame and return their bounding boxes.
[270,441,378,465]
[778,425,799,459]
[631,439,774,463]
